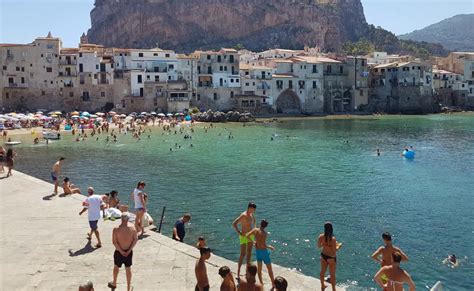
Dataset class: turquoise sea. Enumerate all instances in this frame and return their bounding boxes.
[8,114,474,290]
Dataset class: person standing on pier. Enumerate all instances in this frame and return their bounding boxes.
[195,247,212,291]
[172,213,191,242]
[218,266,236,291]
[108,212,138,291]
[51,157,65,195]
[232,202,257,278]
[374,252,416,291]
[371,232,409,267]
[317,222,342,291]
[245,219,275,288]
[237,264,263,291]
[79,187,104,248]
[132,181,147,237]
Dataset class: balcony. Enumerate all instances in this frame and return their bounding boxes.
[168,97,190,102]
[323,71,348,76]
[98,79,110,85]
[256,83,271,90]
[6,83,27,88]
[59,60,77,66]
[58,72,77,77]
[145,68,167,73]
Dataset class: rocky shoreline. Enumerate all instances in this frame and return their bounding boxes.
[191,110,255,122]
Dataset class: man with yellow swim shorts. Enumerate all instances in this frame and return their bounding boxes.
[232,202,257,278]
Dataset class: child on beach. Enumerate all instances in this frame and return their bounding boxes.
[246,219,275,288]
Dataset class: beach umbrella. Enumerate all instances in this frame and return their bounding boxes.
[81,111,90,117]
[90,114,98,118]
[95,112,105,116]
[157,113,165,117]
[140,112,147,115]
[151,111,157,115]
[166,113,173,117]
[179,113,185,116]
[174,113,180,116]
[50,114,58,118]
[53,111,62,115]
[0,118,6,122]
[96,117,104,121]
[71,111,80,115]
[81,116,89,120]
[185,115,192,121]
[120,114,127,118]
[36,111,43,114]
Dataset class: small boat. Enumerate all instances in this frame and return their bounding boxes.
[5,141,22,145]
[42,131,61,140]
[430,281,443,291]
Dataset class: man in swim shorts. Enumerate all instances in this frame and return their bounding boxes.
[51,157,65,195]
[108,212,137,291]
[232,201,257,278]
[371,232,409,286]
[246,219,275,288]
[79,187,104,248]
[195,247,211,291]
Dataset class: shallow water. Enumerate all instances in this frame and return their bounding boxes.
[8,115,474,290]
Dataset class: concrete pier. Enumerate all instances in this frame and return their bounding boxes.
[0,171,339,290]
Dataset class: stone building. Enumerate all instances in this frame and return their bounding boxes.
[237,63,274,113]
[192,49,241,111]
[369,61,436,113]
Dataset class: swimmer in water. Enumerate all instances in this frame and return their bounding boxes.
[377,149,381,156]
[443,254,459,268]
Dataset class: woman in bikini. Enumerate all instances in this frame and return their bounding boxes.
[317,222,342,291]
[374,252,416,291]
[63,177,81,194]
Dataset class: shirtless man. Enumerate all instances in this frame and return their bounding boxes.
[131,181,147,236]
[51,157,65,195]
[374,252,416,291]
[232,202,257,278]
[195,247,212,291]
[218,266,236,291]
[246,219,275,288]
[108,212,138,291]
[238,264,263,291]
[371,232,409,267]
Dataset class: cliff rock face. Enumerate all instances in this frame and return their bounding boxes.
[87,0,369,52]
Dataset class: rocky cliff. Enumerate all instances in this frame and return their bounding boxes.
[87,0,370,52]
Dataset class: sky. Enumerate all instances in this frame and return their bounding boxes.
[0,0,473,47]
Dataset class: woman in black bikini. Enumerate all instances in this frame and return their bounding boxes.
[317,222,342,291]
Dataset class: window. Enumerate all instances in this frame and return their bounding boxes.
[299,80,305,89]
[21,67,25,72]
[197,66,201,74]
[79,53,82,57]
[197,94,201,101]
[207,66,212,74]
[165,54,170,58]
[69,92,74,97]
[217,55,221,62]
[16,67,20,71]
[96,65,99,70]
[224,66,227,71]
[8,77,14,84]
[101,92,106,97]
[230,79,234,83]
[207,55,211,60]
[41,54,44,57]
[153,53,158,56]
[229,55,234,63]
[236,79,239,83]
[326,65,332,74]
[246,82,249,86]
[339,66,343,74]
[276,80,283,89]
[41,91,45,96]
[79,64,83,73]
[155,76,159,82]
[46,67,52,73]
[213,93,217,100]
[137,75,142,83]
[313,81,317,89]
[361,60,366,66]
[5,92,9,99]
[2,66,6,70]
[139,53,144,57]
[312,65,318,73]
[360,90,364,96]
[230,91,234,98]
[21,77,25,84]
[288,80,293,89]
[169,64,174,69]
[220,66,223,71]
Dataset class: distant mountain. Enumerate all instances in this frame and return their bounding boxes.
[399,14,474,52]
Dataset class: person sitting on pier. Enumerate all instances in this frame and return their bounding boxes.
[196,236,207,250]
[63,177,81,195]
[78,281,94,291]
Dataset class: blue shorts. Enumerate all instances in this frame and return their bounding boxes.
[256,249,271,264]
[51,172,58,181]
[89,220,98,230]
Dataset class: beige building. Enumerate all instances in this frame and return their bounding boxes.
[192,49,241,111]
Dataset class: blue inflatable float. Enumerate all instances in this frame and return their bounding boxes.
[403,150,415,159]
[64,125,72,130]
